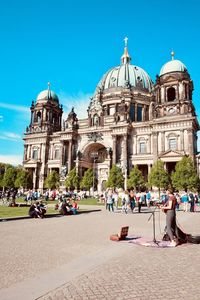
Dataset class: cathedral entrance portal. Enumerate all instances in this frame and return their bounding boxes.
[166,162,177,175]
[80,143,110,193]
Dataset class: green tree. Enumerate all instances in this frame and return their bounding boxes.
[65,168,80,190]
[171,156,199,192]
[106,165,124,189]
[127,165,145,191]
[0,163,6,188]
[15,169,32,189]
[148,160,170,199]
[80,168,93,191]
[3,166,17,189]
[44,170,60,190]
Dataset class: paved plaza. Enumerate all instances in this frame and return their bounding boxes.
[1,205,200,300]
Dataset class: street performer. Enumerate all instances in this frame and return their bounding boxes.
[160,188,178,246]
[160,188,200,246]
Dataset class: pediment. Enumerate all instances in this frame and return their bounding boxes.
[159,149,183,157]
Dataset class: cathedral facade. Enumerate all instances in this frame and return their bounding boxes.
[23,41,200,192]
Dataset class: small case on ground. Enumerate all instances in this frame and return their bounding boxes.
[110,226,129,241]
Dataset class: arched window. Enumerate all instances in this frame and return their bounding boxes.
[36,111,41,122]
[93,114,99,126]
[167,87,176,101]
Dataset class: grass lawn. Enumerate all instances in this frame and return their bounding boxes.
[15,197,104,206]
[0,206,58,218]
[78,198,104,205]
[0,197,104,218]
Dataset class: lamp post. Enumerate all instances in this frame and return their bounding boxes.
[91,151,98,197]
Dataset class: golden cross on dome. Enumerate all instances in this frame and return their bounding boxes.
[124,37,128,47]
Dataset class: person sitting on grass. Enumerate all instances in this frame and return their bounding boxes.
[70,199,78,215]
[29,202,42,219]
[38,200,47,218]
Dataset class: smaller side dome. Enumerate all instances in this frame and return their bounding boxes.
[36,83,59,103]
[160,59,187,76]
[36,90,59,102]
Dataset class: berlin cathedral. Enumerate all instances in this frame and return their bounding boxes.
[23,39,200,192]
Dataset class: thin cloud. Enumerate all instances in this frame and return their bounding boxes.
[58,91,92,119]
[0,115,3,122]
[0,131,21,141]
[0,102,29,113]
[0,154,22,165]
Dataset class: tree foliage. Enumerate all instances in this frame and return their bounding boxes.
[65,168,80,190]
[106,165,124,189]
[80,168,93,191]
[127,165,145,191]
[0,163,6,187]
[44,170,60,190]
[171,156,199,192]
[15,169,32,189]
[148,160,170,197]
[3,166,17,188]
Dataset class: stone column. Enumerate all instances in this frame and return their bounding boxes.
[176,84,179,100]
[161,132,165,152]
[150,134,153,154]
[147,136,150,153]
[188,129,194,158]
[161,86,165,102]
[186,84,189,100]
[123,135,128,190]
[29,145,32,159]
[68,140,72,171]
[179,82,184,99]
[112,135,117,165]
[60,141,64,166]
[33,168,37,190]
[135,103,137,122]
[133,135,137,155]
[142,105,146,121]
[152,132,158,161]
[23,145,28,161]
[148,164,152,176]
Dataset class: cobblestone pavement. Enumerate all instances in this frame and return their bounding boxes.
[1,205,200,300]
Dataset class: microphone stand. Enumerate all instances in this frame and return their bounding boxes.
[148,205,159,245]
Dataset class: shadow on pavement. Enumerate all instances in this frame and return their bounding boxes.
[0,209,102,222]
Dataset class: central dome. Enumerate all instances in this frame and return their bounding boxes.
[98,64,153,92]
[96,41,153,93]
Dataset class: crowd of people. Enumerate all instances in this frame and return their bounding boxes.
[55,198,78,215]
[0,188,18,205]
[103,189,150,213]
[101,188,199,214]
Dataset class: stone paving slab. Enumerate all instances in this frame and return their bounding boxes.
[0,205,200,300]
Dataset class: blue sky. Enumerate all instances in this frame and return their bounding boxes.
[0,0,200,165]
